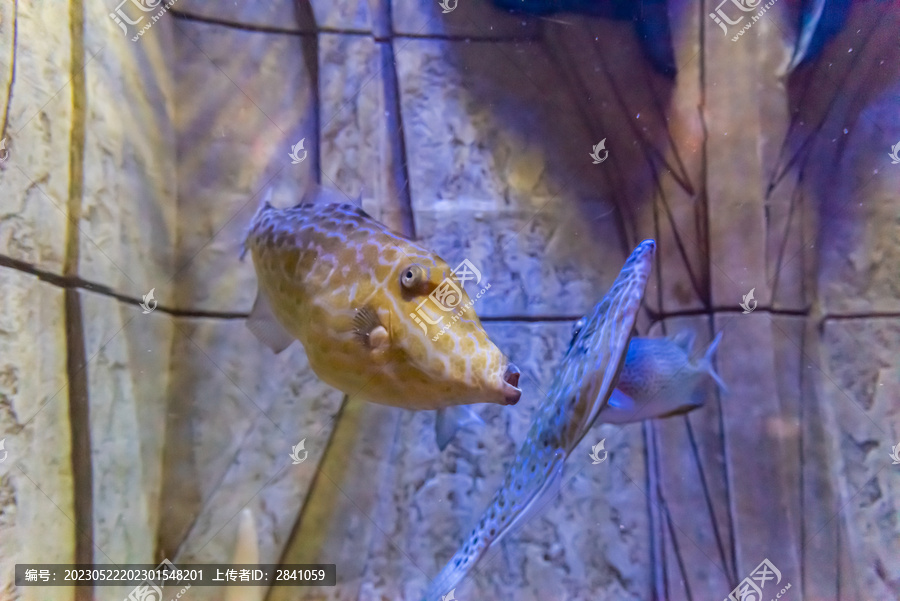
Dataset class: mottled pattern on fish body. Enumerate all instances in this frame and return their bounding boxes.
[424,240,656,600]
[602,330,725,426]
[246,201,517,410]
[618,336,701,399]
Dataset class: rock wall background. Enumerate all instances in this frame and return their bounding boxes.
[0,0,898,600]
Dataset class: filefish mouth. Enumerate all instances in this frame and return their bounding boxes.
[501,363,522,405]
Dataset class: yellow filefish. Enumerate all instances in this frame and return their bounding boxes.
[242,187,522,421]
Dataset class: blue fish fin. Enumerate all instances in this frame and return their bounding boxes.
[786,0,852,73]
[602,386,708,424]
[786,0,826,72]
[671,329,695,353]
[435,406,484,451]
[246,287,295,354]
[598,388,638,424]
[599,388,648,424]
[699,332,728,393]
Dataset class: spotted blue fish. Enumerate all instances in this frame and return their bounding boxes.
[423,239,656,600]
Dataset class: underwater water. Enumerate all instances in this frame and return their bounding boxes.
[1,0,899,600]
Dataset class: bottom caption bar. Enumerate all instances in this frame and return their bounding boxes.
[16,563,336,586]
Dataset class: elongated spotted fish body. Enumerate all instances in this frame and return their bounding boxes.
[244,187,521,411]
[424,240,656,601]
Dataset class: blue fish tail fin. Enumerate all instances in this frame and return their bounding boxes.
[699,332,728,394]
[240,187,274,260]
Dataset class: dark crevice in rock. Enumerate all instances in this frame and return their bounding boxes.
[269,396,353,593]
[684,416,732,581]
[64,0,93,591]
[394,31,541,42]
[170,8,361,37]
[823,312,900,320]
[664,501,695,601]
[294,0,321,186]
[169,8,540,42]
[65,290,94,597]
[643,421,666,601]
[374,36,416,238]
[3,254,899,324]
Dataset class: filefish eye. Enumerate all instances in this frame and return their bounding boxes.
[400,264,427,290]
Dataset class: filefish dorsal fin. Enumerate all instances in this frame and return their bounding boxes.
[301,183,367,213]
[240,187,274,260]
[247,287,295,353]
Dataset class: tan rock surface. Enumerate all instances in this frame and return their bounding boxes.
[78,1,178,302]
[80,290,174,601]
[0,1,72,275]
[0,271,74,601]
[170,20,316,313]
[0,2,898,601]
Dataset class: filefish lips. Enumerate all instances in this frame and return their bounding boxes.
[501,363,522,405]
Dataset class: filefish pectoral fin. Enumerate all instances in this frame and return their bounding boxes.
[435,406,485,451]
[246,287,296,354]
[353,306,391,357]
